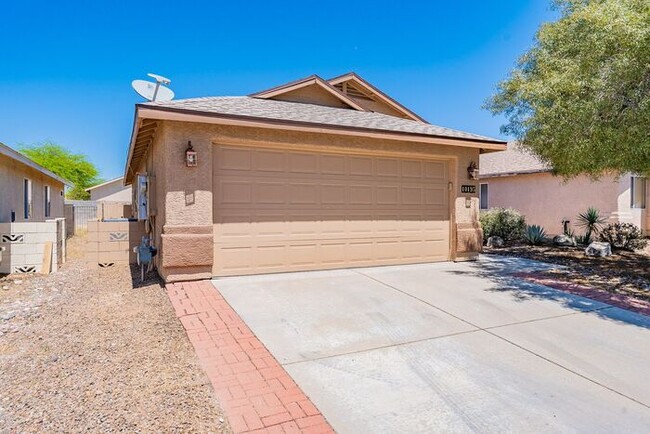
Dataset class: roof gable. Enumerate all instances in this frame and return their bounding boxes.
[250,75,367,111]
[328,72,427,123]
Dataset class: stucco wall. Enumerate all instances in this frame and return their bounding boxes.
[0,154,65,223]
[142,119,484,281]
[481,173,648,235]
[89,180,132,202]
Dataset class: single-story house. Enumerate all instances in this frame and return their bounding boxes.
[123,72,507,282]
[0,142,67,223]
[1,142,69,274]
[86,176,132,202]
[479,143,649,235]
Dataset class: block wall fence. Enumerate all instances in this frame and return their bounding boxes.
[0,218,66,274]
[85,220,146,268]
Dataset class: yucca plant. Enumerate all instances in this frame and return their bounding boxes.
[576,207,606,244]
[523,224,547,246]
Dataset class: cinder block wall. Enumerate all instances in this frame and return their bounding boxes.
[0,219,65,274]
[85,220,146,267]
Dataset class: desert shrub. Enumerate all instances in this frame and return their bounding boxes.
[575,234,591,245]
[480,208,526,244]
[576,207,606,243]
[523,225,546,245]
[598,223,648,251]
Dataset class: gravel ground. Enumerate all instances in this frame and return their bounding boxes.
[0,237,230,433]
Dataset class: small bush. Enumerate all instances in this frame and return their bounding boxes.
[575,234,591,245]
[599,223,648,251]
[480,208,526,244]
[523,225,546,245]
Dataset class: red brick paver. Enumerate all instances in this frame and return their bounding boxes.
[167,281,334,434]
[513,272,650,317]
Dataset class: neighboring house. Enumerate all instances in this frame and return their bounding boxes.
[0,143,69,274]
[123,72,507,282]
[86,177,132,202]
[0,142,68,223]
[479,143,649,235]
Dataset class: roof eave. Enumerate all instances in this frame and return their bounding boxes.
[0,143,72,186]
[479,168,553,178]
[85,176,124,192]
[134,104,507,148]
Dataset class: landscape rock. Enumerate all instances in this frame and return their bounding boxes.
[553,234,577,247]
[585,241,612,257]
[487,236,504,248]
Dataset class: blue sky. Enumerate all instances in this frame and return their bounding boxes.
[0,1,557,180]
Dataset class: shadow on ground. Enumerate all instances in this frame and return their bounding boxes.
[445,256,650,331]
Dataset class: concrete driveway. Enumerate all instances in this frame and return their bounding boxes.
[213,256,650,433]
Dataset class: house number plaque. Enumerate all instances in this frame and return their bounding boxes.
[460,185,476,194]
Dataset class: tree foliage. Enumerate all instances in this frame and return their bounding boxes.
[20,142,101,200]
[486,0,650,177]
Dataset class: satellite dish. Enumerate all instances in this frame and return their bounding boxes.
[147,73,171,85]
[131,73,174,102]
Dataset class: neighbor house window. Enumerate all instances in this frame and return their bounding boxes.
[44,185,51,217]
[631,176,646,209]
[23,178,32,219]
[479,183,489,210]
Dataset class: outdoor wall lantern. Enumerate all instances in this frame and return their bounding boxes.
[185,141,197,167]
[467,161,479,180]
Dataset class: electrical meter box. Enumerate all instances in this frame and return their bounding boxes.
[136,174,149,221]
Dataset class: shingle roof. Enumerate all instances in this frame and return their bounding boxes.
[144,96,504,143]
[479,143,550,177]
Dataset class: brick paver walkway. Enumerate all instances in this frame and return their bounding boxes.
[167,281,334,434]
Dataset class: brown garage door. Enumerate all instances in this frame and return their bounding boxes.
[213,144,450,276]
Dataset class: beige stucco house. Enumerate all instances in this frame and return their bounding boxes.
[0,142,67,223]
[479,144,649,235]
[123,73,507,282]
[86,177,132,202]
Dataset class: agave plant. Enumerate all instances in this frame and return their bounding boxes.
[523,224,547,246]
[576,207,606,244]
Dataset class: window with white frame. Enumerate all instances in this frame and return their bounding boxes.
[631,176,646,209]
[479,183,489,210]
[23,178,32,219]
[44,185,51,217]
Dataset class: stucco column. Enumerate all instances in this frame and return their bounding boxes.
[455,152,483,259]
[159,123,214,282]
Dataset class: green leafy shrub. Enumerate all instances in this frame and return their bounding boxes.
[599,223,648,251]
[523,225,546,245]
[576,207,606,244]
[575,234,591,246]
[480,208,526,244]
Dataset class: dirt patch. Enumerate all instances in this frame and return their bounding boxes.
[0,237,230,433]
[485,242,650,304]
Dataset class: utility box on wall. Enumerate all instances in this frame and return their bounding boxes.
[135,174,149,221]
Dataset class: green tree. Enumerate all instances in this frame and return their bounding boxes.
[20,142,102,200]
[486,0,650,177]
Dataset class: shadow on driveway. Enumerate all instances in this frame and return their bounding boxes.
[445,256,650,331]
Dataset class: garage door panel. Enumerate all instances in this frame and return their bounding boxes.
[253,149,286,172]
[218,146,252,171]
[321,155,346,175]
[349,157,373,176]
[213,145,450,276]
[376,158,399,177]
[401,160,423,178]
[289,153,318,174]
